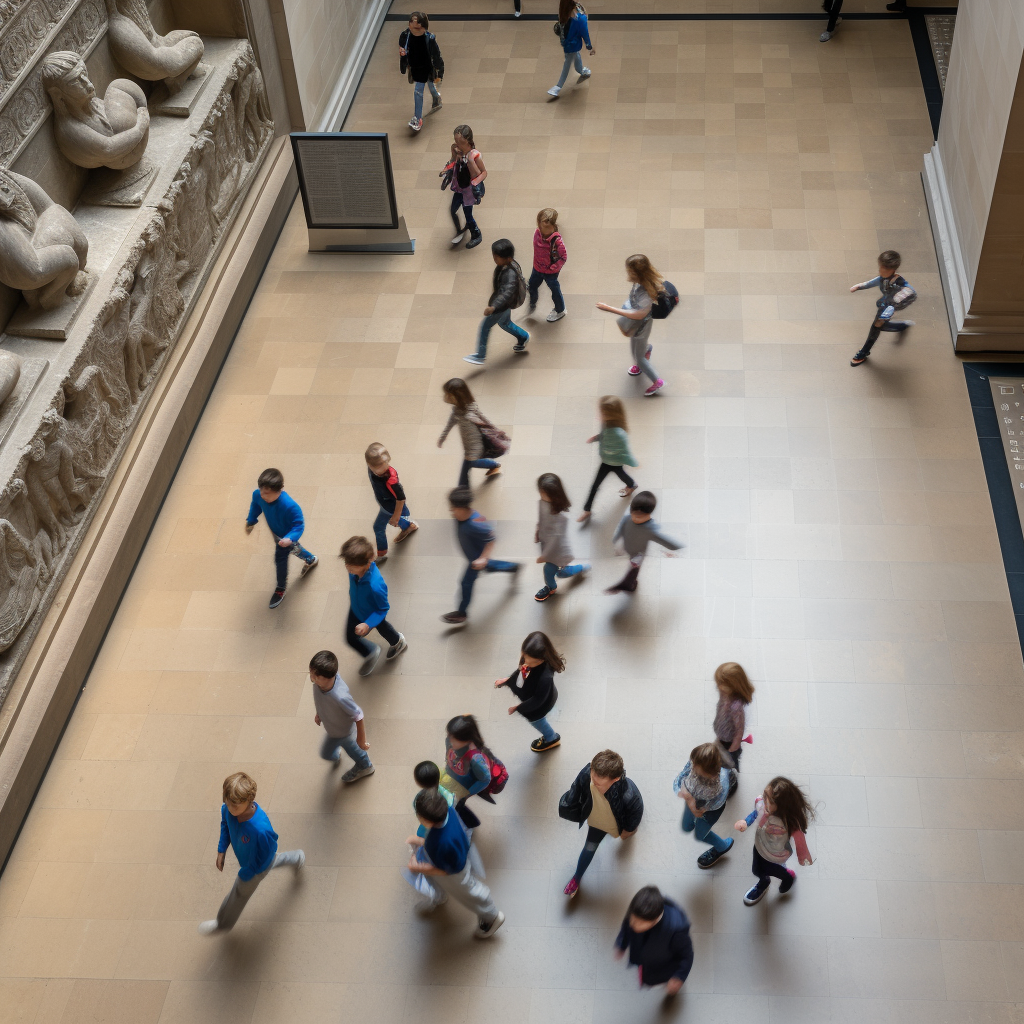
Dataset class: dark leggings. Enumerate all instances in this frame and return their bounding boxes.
[752,848,794,890]
[345,608,399,657]
[450,190,478,235]
[584,463,635,512]
[573,825,608,881]
[823,0,842,31]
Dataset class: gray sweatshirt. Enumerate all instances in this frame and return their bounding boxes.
[311,674,363,738]
[537,500,574,565]
[612,513,682,558]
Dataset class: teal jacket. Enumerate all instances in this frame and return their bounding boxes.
[599,426,638,467]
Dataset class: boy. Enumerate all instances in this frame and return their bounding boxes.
[464,238,529,365]
[441,487,519,625]
[340,535,407,675]
[399,11,443,133]
[245,467,317,609]
[606,490,682,594]
[614,886,693,995]
[198,772,304,934]
[405,788,505,939]
[309,649,375,783]
[849,249,916,367]
[365,442,417,564]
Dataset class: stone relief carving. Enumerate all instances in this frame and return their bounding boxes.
[104,0,204,94]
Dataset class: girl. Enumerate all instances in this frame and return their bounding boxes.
[440,714,494,829]
[494,631,564,751]
[398,12,443,132]
[529,208,567,322]
[437,378,502,487]
[578,395,638,521]
[535,473,590,601]
[596,253,667,396]
[734,776,814,905]
[674,742,735,869]
[714,662,754,790]
[449,125,486,249]
[548,0,595,98]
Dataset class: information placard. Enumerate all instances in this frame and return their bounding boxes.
[990,377,1024,526]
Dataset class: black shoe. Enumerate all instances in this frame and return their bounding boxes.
[466,233,483,249]
[531,734,561,752]
[269,588,285,609]
[441,611,468,626]
[850,352,867,366]
[697,838,733,869]
[778,869,796,895]
[744,881,769,906]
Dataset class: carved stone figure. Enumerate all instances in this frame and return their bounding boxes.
[0,170,88,309]
[0,351,20,409]
[0,517,43,651]
[104,0,205,95]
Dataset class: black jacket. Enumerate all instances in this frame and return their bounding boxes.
[399,30,444,82]
[504,663,557,722]
[489,261,521,313]
[559,763,644,832]
[615,898,693,987]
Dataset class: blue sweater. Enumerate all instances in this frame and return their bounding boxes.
[349,563,390,628]
[561,10,592,53]
[424,810,470,875]
[246,489,304,543]
[218,803,278,880]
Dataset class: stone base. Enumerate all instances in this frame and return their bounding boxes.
[150,64,212,117]
[0,357,47,447]
[81,161,158,208]
[5,277,96,340]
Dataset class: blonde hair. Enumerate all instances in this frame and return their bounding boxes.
[598,395,627,430]
[625,253,665,300]
[537,208,558,228]
[715,662,755,703]
[690,742,722,775]
[223,771,257,806]
[365,442,390,466]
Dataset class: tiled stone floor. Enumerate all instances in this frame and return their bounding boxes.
[1,12,1019,1024]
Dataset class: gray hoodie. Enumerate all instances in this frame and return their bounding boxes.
[612,513,682,558]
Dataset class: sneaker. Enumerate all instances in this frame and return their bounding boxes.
[466,233,483,249]
[476,910,505,938]
[697,838,733,869]
[359,644,381,676]
[342,765,375,783]
[534,585,555,602]
[531,734,561,752]
[547,85,561,98]
[452,229,466,245]
[512,338,529,352]
[563,877,579,898]
[293,851,306,873]
[375,553,388,567]
[408,117,423,131]
[441,611,468,626]
[300,555,318,577]
[197,920,220,935]
[485,466,502,478]
[850,352,867,366]
[644,379,665,396]
[386,633,408,660]
[396,522,418,543]
[779,868,796,895]
[577,68,591,83]
[514,8,521,15]
[427,97,442,115]
[463,354,486,365]
[744,881,770,906]
[547,309,566,322]
[527,303,537,315]
[628,364,641,376]
[269,588,285,609]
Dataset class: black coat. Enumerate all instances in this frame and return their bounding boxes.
[615,898,693,987]
[559,763,644,832]
[399,30,444,82]
[504,663,558,722]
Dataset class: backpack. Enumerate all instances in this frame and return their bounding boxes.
[469,409,512,459]
[891,281,916,311]
[651,280,679,320]
[483,748,509,795]
[510,259,528,309]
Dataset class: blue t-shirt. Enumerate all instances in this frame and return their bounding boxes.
[456,510,495,562]
[423,810,469,875]
[246,489,304,543]
[218,803,279,880]
[348,563,390,628]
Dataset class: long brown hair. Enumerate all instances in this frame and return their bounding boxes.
[453,124,474,148]
[447,714,487,752]
[443,377,475,410]
[538,472,571,514]
[765,776,814,835]
[598,395,627,430]
[520,630,566,672]
[625,253,664,300]
[558,0,582,23]
[715,662,754,704]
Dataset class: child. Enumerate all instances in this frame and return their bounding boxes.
[734,776,815,905]
[437,377,503,488]
[674,742,735,868]
[558,749,644,898]
[548,0,595,98]
[198,772,304,934]
[535,473,590,601]
[340,535,407,674]
[365,442,417,564]
[464,238,528,364]
[606,490,682,594]
[494,630,564,751]
[309,650,375,783]
[714,662,754,787]
[614,886,693,996]
[449,124,486,249]
[441,488,519,626]
[398,11,443,132]
[849,249,916,366]
[245,467,317,609]
[411,760,483,864]
[528,208,567,321]
[578,395,638,521]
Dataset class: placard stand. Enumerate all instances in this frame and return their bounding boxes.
[290,132,415,254]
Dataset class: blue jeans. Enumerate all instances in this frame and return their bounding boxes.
[475,308,529,359]
[681,804,730,853]
[556,50,584,88]
[459,559,518,614]
[272,534,315,590]
[320,727,372,770]
[450,190,478,235]
[528,269,565,312]
[373,503,413,553]
[543,562,585,590]
[529,716,557,742]
[459,458,500,488]
[413,79,440,119]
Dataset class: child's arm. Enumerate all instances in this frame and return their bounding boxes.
[598,302,648,319]
[849,275,881,292]
[430,36,444,81]
[217,806,229,869]
[464,752,491,797]
[355,718,369,751]
[245,494,261,532]
[735,798,761,831]
[553,234,568,272]
[437,409,457,447]
[468,152,486,184]
[647,522,683,552]
[792,830,813,866]
[390,498,405,526]
[612,514,626,546]
[280,500,304,546]
[472,538,496,570]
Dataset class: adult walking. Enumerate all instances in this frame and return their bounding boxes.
[449,125,486,249]
[548,0,595,98]
[437,377,503,487]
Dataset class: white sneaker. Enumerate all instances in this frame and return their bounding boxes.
[820,30,832,41]
[514,8,521,15]
[197,920,220,936]
[547,85,561,97]
[452,230,466,245]
[476,910,506,939]
[387,633,407,660]
[577,68,591,83]
[293,850,305,873]
[547,309,566,322]
[359,644,381,676]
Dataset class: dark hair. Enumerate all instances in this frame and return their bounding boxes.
[258,467,284,491]
[447,714,487,752]
[409,10,429,27]
[309,650,338,678]
[537,473,571,514]
[765,776,815,835]
[414,788,449,824]
[628,885,665,922]
[558,0,583,23]
[878,249,901,270]
[448,487,474,509]
[521,630,565,672]
[591,749,624,779]
[442,377,475,410]
[453,124,474,147]
[340,536,374,565]
[690,742,721,775]
[414,760,441,788]
[492,238,515,260]
[630,490,657,514]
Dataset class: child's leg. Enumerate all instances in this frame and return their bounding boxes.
[484,558,518,573]
[462,200,480,239]
[273,543,289,591]
[573,51,584,74]
[573,826,607,881]
[461,458,500,487]
[346,609,376,657]
[428,80,440,104]
[543,562,558,590]
[336,725,373,771]
[458,565,480,614]
[631,332,658,384]
[373,506,391,556]
[692,806,731,853]
[681,805,697,833]
[583,463,615,512]
[607,557,641,593]
[530,715,558,743]
[320,733,343,761]
[215,868,267,930]
[546,273,565,313]
[825,0,843,31]
[528,268,543,308]
[413,80,425,120]
[495,308,529,347]
[450,191,465,233]
[374,618,401,647]
[475,312,500,359]
[555,51,575,88]
[610,465,636,491]
[555,562,587,581]
[751,848,791,889]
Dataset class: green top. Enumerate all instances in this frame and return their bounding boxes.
[599,426,637,467]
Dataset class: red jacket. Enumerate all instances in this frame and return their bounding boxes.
[533,228,567,274]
